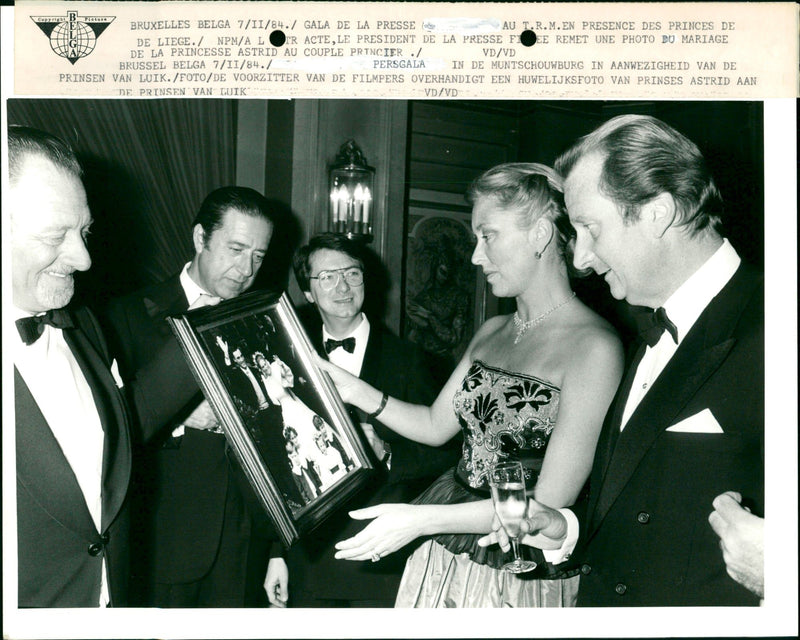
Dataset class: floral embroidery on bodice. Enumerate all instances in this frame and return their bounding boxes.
[452,360,560,490]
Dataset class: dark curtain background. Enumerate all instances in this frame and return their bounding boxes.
[7,99,237,306]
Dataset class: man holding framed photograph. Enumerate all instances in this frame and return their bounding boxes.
[287,232,460,607]
[103,186,288,608]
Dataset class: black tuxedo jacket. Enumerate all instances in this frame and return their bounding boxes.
[352,323,461,486]
[104,275,275,589]
[225,364,268,412]
[15,306,132,607]
[288,316,460,604]
[574,262,764,606]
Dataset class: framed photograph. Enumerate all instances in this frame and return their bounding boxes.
[168,290,375,547]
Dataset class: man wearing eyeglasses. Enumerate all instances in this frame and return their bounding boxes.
[288,232,459,607]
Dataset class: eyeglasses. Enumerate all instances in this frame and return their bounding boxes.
[310,266,364,291]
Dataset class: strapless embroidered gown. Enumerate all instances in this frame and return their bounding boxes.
[395,360,580,607]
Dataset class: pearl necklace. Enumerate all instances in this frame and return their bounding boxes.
[513,292,576,344]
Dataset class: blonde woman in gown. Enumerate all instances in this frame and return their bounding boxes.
[319,163,624,608]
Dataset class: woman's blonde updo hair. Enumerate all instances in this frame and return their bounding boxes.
[466,162,585,276]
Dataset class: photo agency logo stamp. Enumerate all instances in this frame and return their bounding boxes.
[31,11,115,64]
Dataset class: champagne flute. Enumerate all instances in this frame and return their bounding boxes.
[488,460,537,573]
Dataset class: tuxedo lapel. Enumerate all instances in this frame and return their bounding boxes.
[308,316,326,357]
[589,335,734,533]
[586,342,646,527]
[359,324,381,386]
[63,317,131,532]
[587,264,759,535]
[143,275,189,332]
[602,343,647,463]
[15,367,98,536]
[316,321,378,426]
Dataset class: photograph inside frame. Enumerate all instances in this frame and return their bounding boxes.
[169,289,375,546]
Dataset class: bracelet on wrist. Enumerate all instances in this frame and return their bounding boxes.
[368,392,389,420]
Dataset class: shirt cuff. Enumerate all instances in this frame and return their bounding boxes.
[171,425,185,438]
[541,507,579,565]
[110,359,125,389]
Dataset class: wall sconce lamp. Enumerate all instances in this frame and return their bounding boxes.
[329,139,375,242]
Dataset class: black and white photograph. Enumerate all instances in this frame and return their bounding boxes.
[169,290,373,546]
[2,2,797,639]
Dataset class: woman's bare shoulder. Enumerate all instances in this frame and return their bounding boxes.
[472,313,509,343]
[463,314,511,360]
[563,305,624,369]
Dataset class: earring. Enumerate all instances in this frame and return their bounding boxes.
[534,251,542,260]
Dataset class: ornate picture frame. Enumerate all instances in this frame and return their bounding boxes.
[168,290,375,547]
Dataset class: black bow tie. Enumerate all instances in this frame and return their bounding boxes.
[635,307,678,348]
[16,308,75,345]
[324,337,356,354]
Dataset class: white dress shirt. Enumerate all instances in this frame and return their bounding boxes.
[321,314,390,465]
[180,262,222,309]
[316,445,347,488]
[620,239,741,428]
[240,364,267,406]
[546,239,741,565]
[13,304,110,606]
[323,313,370,377]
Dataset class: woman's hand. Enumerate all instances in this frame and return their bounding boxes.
[314,354,364,405]
[334,504,426,561]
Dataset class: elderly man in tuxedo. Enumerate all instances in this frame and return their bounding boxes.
[104,186,288,608]
[9,124,131,608]
[286,232,460,607]
[481,114,764,607]
[8,126,200,607]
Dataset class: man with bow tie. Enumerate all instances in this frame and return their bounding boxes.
[103,186,288,608]
[9,125,132,608]
[286,232,459,607]
[8,126,200,607]
[480,114,764,607]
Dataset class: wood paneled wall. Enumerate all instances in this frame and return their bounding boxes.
[288,100,409,332]
[403,102,521,366]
